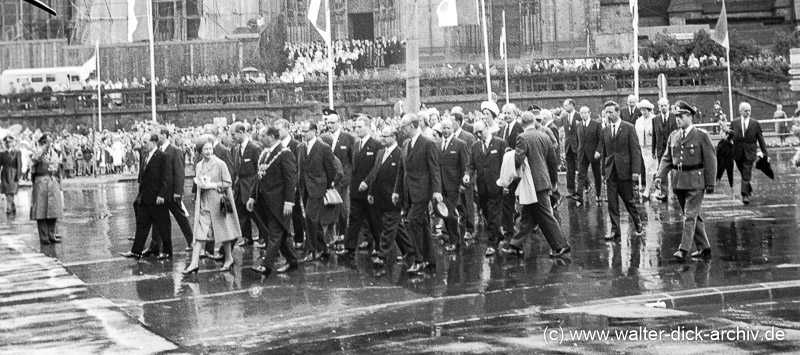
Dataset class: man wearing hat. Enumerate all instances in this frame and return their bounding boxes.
[652,98,679,202]
[729,102,768,205]
[30,133,65,245]
[322,108,357,242]
[654,101,717,261]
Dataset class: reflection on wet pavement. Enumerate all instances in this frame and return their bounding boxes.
[2,148,799,352]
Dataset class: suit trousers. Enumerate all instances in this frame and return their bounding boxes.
[577,157,602,198]
[256,197,298,269]
[37,219,57,243]
[236,198,255,242]
[150,199,191,254]
[735,158,755,196]
[565,150,578,194]
[133,204,172,255]
[408,201,435,263]
[478,192,503,248]
[458,186,476,234]
[344,198,381,251]
[442,191,463,248]
[607,169,641,236]
[377,209,415,260]
[336,186,350,236]
[304,196,326,253]
[674,189,710,252]
[509,191,568,251]
[502,180,519,239]
[292,192,304,244]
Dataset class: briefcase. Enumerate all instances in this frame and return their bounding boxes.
[323,188,343,206]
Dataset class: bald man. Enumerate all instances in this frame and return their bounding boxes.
[620,94,642,125]
[729,102,768,204]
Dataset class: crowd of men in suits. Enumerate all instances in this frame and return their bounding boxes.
[119,95,773,275]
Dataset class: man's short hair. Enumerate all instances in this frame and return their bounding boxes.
[274,118,290,129]
[520,111,536,126]
[603,101,620,112]
[158,126,170,139]
[302,120,318,132]
[564,99,575,107]
[264,126,281,139]
[231,122,247,134]
[356,115,371,127]
[401,113,421,129]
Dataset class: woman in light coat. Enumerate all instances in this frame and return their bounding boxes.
[30,134,63,244]
[183,135,241,274]
[635,100,657,200]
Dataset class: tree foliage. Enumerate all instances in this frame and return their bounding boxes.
[773,29,800,58]
[639,29,761,63]
[258,14,290,76]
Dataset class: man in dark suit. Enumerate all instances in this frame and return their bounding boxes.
[576,106,603,205]
[619,94,641,125]
[541,108,562,209]
[393,113,443,274]
[729,102,768,205]
[203,124,234,176]
[149,127,190,259]
[338,116,383,258]
[652,98,679,202]
[452,106,473,134]
[276,119,305,249]
[323,109,356,242]
[437,118,470,252]
[597,101,644,239]
[561,99,581,199]
[504,112,570,258]
[365,126,415,265]
[120,133,172,259]
[297,121,338,261]
[452,110,477,240]
[248,126,299,276]
[231,122,263,247]
[500,103,524,244]
[466,120,507,257]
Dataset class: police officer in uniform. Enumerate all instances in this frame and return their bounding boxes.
[654,101,717,261]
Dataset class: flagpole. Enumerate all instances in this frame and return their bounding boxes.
[632,0,639,100]
[480,0,491,100]
[96,40,102,132]
[146,0,157,122]
[723,0,734,121]
[502,11,509,105]
[326,0,333,109]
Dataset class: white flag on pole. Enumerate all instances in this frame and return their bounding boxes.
[307,0,331,44]
[437,0,458,27]
[499,18,507,59]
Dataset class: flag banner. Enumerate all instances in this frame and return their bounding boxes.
[711,1,729,49]
[437,0,458,27]
[629,0,636,14]
[459,0,479,26]
[80,55,96,80]
[499,19,507,59]
[127,0,148,42]
[307,0,331,44]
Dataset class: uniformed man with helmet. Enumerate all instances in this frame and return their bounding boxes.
[654,101,717,261]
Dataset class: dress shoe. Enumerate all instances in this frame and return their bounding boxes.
[444,244,456,253]
[237,239,254,247]
[127,237,136,241]
[421,262,435,272]
[485,247,496,257]
[603,233,621,241]
[301,252,321,262]
[294,242,304,249]
[210,253,225,261]
[141,249,158,257]
[250,265,272,276]
[691,249,712,259]
[199,250,209,259]
[406,263,422,273]
[276,263,298,273]
[673,249,689,261]
[502,244,524,258]
[50,238,62,244]
[157,253,172,260]
[335,249,355,259]
[549,246,571,258]
[396,253,411,262]
[742,195,751,205]
[119,251,141,258]
[358,241,371,250]
[372,257,386,265]
[184,246,193,252]
[464,232,475,241]
[654,194,668,202]
[254,241,267,249]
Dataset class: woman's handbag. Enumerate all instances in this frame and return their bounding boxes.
[220,192,234,214]
[323,188,343,206]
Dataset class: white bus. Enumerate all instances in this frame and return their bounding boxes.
[0,66,90,95]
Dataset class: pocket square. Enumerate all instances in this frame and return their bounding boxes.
[367,152,374,156]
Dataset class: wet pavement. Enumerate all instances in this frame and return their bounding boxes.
[1,148,800,353]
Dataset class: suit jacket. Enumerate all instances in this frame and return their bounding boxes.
[298,139,337,199]
[394,134,442,204]
[561,111,581,154]
[656,127,717,190]
[462,122,474,134]
[232,140,262,204]
[328,130,356,188]
[501,121,524,150]
[283,138,300,158]
[515,128,559,193]
[251,145,297,228]
[162,143,185,199]
[365,146,403,211]
[577,119,602,163]
[620,105,642,125]
[457,129,477,151]
[467,136,507,196]
[438,136,469,196]
[597,121,642,181]
[214,143,234,178]
[138,149,171,205]
[653,112,679,159]
[350,136,382,200]
[730,118,768,162]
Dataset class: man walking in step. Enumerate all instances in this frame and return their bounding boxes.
[576,106,603,206]
[437,118,470,252]
[503,111,570,258]
[654,101,716,262]
[148,127,190,259]
[323,109,356,241]
[466,120,507,257]
[232,123,263,247]
[451,108,477,242]
[597,101,644,240]
[275,119,305,249]
[121,133,172,259]
[561,99,581,201]
[393,113,443,274]
[248,126,299,276]
[620,94,642,125]
[652,98,679,202]
[297,120,337,261]
[338,116,383,259]
[365,126,415,267]
[500,103,523,246]
[729,102,769,205]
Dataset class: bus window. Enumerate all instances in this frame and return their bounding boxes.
[46,75,56,82]
[71,76,81,82]
[31,77,43,83]
[16,78,30,84]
